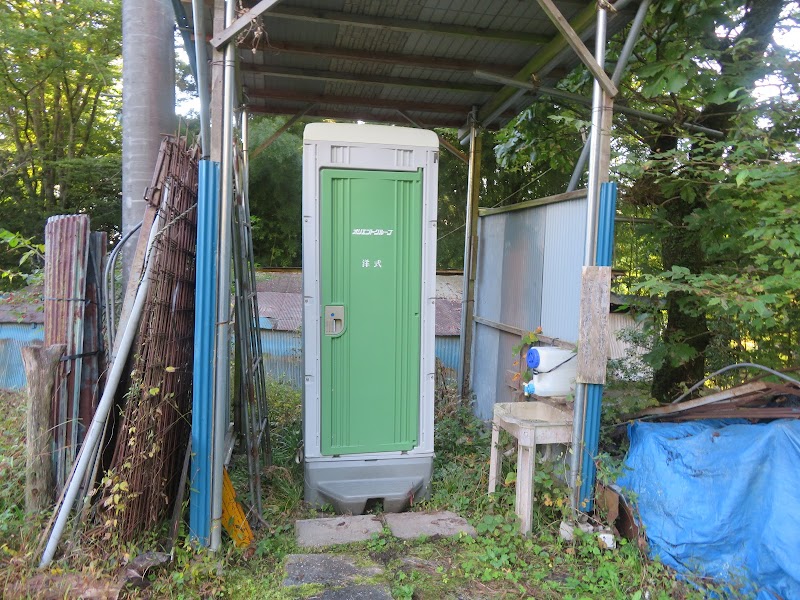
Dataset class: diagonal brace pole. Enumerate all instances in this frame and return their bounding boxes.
[250,104,316,159]
[535,0,618,97]
[397,110,468,164]
[210,0,282,49]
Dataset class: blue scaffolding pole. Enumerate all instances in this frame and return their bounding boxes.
[578,182,617,510]
[190,160,219,545]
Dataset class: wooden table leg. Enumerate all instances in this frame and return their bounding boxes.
[488,421,501,494]
[515,442,535,535]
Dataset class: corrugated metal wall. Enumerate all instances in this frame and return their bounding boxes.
[471,193,587,419]
[260,329,303,386]
[0,322,460,392]
[259,327,461,389]
[0,323,45,390]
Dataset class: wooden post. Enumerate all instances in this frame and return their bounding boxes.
[575,266,612,384]
[22,343,65,514]
[457,117,483,398]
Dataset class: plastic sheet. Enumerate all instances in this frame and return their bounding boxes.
[617,419,800,599]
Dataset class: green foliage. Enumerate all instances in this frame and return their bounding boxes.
[0,391,29,553]
[248,116,304,267]
[492,0,800,396]
[0,0,122,275]
[0,380,725,598]
[632,134,800,373]
[436,128,570,270]
[0,228,45,288]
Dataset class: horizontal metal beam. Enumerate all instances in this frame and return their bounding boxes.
[210,0,281,49]
[264,5,551,45]
[245,88,471,115]
[474,70,724,138]
[244,39,519,75]
[478,188,587,217]
[240,63,499,94]
[246,103,468,129]
[535,0,617,97]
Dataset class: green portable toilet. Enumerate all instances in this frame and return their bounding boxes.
[302,123,438,513]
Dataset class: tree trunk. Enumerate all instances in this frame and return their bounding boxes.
[650,0,785,401]
[22,343,65,514]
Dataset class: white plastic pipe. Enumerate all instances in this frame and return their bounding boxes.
[40,209,163,568]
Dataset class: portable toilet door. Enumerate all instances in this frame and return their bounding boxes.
[302,123,438,514]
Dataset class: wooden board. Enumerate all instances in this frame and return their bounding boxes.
[636,381,770,417]
[576,266,611,384]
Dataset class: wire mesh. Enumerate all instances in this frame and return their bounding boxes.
[97,136,199,541]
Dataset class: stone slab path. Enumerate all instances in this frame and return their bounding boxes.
[295,511,475,549]
[284,511,476,598]
[283,554,391,599]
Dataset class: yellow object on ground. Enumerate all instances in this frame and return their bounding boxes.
[222,468,254,547]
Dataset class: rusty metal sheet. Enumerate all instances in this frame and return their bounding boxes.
[44,214,90,491]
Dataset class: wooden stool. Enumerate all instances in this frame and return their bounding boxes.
[488,401,573,534]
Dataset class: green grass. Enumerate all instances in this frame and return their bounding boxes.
[0,379,721,599]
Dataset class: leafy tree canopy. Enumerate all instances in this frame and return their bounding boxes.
[496,0,800,398]
[0,0,122,284]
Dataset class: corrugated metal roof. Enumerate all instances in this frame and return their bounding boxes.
[258,291,304,330]
[186,0,636,129]
[435,298,461,336]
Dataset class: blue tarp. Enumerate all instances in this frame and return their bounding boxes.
[617,419,800,599]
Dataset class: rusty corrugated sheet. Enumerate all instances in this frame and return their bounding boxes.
[44,214,90,491]
[79,232,107,429]
[255,271,302,293]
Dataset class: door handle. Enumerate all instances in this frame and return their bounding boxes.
[324,305,345,336]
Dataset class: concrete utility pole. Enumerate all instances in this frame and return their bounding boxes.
[121,0,175,285]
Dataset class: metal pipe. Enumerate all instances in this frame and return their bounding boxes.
[191,0,211,157]
[570,6,608,513]
[611,0,651,84]
[242,108,249,194]
[210,0,236,551]
[41,207,163,568]
[567,142,591,192]
[238,108,258,512]
[474,71,723,140]
[170,0,199,85]
[583,15,607,267]
[568,0,657,191]
[104,221,142,357]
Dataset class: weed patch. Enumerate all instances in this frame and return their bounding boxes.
[0,377,727,599]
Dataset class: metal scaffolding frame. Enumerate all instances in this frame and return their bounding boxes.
[182,0,654,544]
